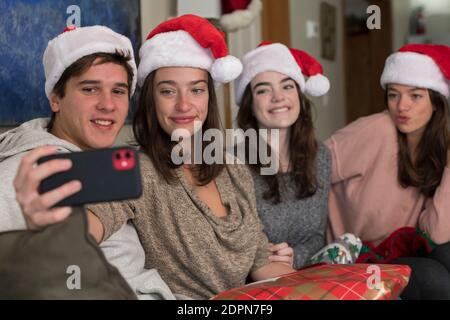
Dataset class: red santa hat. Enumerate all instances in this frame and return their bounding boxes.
[43,25,137,99]
[235,41,330,105]
[220,0,262,32]
[137,14,242,87]
[380,44,450,98]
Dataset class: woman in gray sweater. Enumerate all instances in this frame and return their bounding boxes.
[235,42,332,269]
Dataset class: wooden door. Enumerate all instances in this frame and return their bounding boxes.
[344,0,392,123]
[261,0,291,46]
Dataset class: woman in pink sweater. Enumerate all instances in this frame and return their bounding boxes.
[326,44,450,299]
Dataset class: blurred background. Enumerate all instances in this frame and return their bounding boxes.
[1,0,449,142]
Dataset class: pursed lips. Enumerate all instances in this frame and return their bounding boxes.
[396,114,410,123]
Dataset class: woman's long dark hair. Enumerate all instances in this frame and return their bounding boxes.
[133,70,224,185]
[393,89,450,197]
[237,83,318,204]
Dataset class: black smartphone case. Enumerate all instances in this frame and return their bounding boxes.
[37,147,142,207]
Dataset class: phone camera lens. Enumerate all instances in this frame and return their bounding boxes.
[115,153,121,160]
[125,152,131,159]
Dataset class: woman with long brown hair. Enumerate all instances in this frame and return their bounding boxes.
[235,42,332,269]
[326,44,450,299]
[85,15,295,300]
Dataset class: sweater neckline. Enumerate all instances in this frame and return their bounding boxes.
[175,166,240,227]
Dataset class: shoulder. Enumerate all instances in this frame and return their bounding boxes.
[316,142,331,164]
[0,152,25,200]
[325,111,396,150]
[316,142,332,176]
[0,150,25,171]
[335,111,395,138]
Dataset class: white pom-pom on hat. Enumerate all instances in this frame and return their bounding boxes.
[211,55,243,84]
[305,74,330,97]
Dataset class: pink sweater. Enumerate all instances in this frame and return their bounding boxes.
[325,111,450,245]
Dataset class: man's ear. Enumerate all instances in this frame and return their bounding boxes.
[49,92,61,112]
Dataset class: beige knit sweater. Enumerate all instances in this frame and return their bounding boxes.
[88,154,270,299]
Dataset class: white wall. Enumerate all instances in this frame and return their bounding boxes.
[410,0,450,15]
[392,0,411,50]
[227,14,262,128]
[140,0,175,42]
[411,0,450,45]
[289,0,346,141]
[392,0,450,49]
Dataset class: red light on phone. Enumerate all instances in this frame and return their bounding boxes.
[112,149,135,171]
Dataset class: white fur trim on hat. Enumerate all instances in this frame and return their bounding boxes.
[43,26,137,99]
[137,30,242,87]
[220,0,262,32]
[380,51,449,98]
[305,74,330,97]
[234,43,304,105]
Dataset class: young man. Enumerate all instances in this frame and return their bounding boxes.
[0,25,137,233]
[0,25,177,300]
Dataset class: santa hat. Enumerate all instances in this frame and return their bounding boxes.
[380,44,450,98]
[235,42,330,105]
[137,14,242,87]
[43,25,137,99]
[220,0,262,32]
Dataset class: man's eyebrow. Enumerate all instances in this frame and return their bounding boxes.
[115,82,129,89]
[77,80,101,86]
[77,80,129,88]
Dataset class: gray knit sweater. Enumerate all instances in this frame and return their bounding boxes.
[88,155,271,300]
[251,143,331,269]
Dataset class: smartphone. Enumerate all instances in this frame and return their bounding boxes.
[37,147,142,207]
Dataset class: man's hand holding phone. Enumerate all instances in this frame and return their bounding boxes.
[13,145,82,230]
[14,146,142,233]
